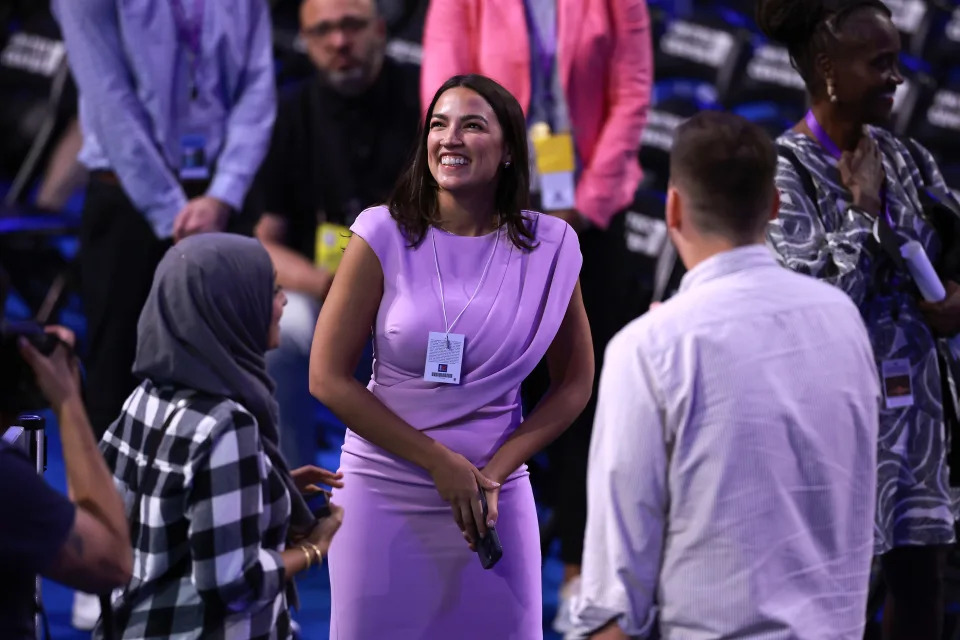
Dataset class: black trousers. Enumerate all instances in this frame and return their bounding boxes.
[79,176,258,437]
[524,209,659,565]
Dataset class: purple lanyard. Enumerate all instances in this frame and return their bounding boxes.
[524,2,557,99]
[804,110,895,229]
[171,0,204,98]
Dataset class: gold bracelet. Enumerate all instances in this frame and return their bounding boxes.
[304,542,323,565]
[299,545,313,569]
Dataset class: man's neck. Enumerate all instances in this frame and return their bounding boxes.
[679,237,765,272]
[808,100,865,153]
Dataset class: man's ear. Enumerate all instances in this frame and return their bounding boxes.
[666,184,682,233]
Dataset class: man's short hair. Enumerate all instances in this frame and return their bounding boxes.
[669,111,778,242]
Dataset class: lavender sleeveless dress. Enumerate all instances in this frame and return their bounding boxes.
[326,206,582,640]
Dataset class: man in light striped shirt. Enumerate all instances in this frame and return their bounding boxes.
[568,111,880,639]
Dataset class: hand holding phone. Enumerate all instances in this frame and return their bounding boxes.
[291,465,343,521]
[476,487,503,570]
[305,490,332,519]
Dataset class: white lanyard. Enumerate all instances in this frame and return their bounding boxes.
[431,226,500,343]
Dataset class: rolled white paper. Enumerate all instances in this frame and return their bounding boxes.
[900,240,947,302]
[898,241,960,355]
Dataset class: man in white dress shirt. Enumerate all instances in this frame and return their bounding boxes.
[568,111,881,640]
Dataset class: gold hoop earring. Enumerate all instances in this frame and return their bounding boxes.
[827,79,838,103]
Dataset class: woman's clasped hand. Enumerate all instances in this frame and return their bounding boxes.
[838,136,884,215]
[428,448,500,548]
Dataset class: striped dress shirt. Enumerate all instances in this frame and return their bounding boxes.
[52,0,276,239]
[568,245,880,639]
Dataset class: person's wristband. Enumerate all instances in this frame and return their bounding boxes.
[305,542,323,565]
[299,545,314,570]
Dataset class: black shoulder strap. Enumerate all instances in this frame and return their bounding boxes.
[902,137,934,187]
[776,142,823,219]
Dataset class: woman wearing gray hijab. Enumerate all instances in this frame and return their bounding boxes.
[95,233,343,639]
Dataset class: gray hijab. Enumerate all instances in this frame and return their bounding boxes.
[133,233,315,533]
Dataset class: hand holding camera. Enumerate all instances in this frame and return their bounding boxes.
[17,325,82,414]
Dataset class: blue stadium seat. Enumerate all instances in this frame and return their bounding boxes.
[639,108,687,191]
[625,186,667,262]
[379,0,429,44]
[649,3,671,46]
[724,35,807,115]
[630,186,667,221]
[639,79,722,190]
[731,102,797,139]
[921,4,960,83]
[693,0,764,34]
[651,0,693,18]
[0,3,76,187]
[693,0,756,17]
[887,55,938,137]
[379,0,428,66]
[654,13,751,103]
[617,187,670,318]
[906,75,960,168]
[884,0,941,60]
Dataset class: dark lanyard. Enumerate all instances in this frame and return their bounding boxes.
[171,0,204,99]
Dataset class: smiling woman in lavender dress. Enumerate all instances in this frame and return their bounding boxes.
[309,74,594,639]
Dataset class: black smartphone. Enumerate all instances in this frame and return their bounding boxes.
[476,488,503,570]
[304,490,331,519]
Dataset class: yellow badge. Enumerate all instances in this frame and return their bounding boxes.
[314,222,351,273]
[532,132,576,175]
[529,122,577,211]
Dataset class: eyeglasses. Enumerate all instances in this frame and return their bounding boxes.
[301,16,372,40]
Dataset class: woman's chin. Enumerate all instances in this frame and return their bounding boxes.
[864,100,896,126]
[436,176,470,193]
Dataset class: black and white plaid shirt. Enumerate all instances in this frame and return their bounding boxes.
[96,381,292,639]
